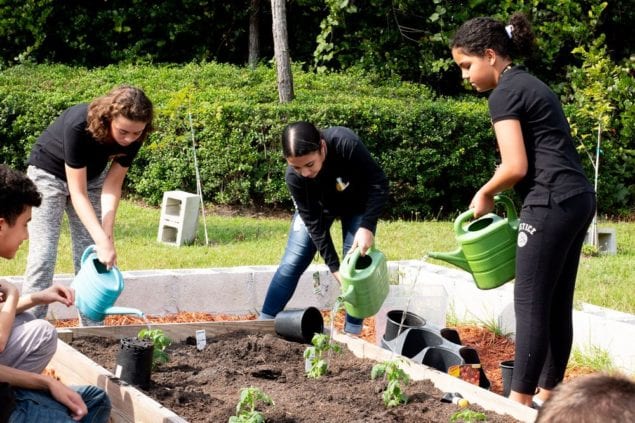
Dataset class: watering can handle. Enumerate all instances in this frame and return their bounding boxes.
[454,195,518,236]
[81,245,97,265]
[80,244,124,291]
[494,194,518,221]
[454,209,475,236]
[346,245,375,277]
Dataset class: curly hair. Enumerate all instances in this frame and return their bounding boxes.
[86,85,154,144]
[0,165,42,225]
[536,373,635,423]
[451,12,535,60]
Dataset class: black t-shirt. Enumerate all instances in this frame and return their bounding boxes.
[27,103,141,181]
[488,67,594,205]
[285,126,389,272]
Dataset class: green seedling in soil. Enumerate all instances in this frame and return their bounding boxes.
[229,386,274,423]
[371,359,410,407]
[450,408,487,422]
[304,333,341,379]
[137,328,172,369]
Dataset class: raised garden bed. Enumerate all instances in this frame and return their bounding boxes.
[52,319,537,422]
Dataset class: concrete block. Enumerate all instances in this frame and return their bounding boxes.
[584,227,617,254]
[157,191,200,246]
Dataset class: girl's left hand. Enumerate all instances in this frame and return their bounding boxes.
[350,228,374,256]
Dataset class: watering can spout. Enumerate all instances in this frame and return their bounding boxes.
[103,306,145,318]
[428,248,471,273]
[338,285,356,306]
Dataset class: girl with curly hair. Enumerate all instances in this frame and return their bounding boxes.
[22,85,153,324]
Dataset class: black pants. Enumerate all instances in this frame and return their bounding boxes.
[511,192,596,395]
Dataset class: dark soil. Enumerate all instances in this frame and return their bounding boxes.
[70,331,522,423]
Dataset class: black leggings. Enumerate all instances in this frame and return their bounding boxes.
[511,192,596,395]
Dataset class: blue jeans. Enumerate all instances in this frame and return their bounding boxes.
[261,212,365,334]
[10,385,111,423]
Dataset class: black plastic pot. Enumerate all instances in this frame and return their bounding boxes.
[115,337,154,388]
[500,360,514,397]
[384,310,427,341]
[274,307,324,343]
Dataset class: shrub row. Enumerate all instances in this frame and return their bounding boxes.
[0,63,610,219]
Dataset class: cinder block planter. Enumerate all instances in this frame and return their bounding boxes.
[584,227,617,254]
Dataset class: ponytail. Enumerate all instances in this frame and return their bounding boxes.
[451,12,535,59]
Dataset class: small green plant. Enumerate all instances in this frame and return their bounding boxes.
[472,313,511,338]
[569,344,615,372]
[228,387,273,423]
[581,244,600,257]
[303,333,341,379]
[371,359,410,407]
[138,328,172,369]
[450,408,487,422]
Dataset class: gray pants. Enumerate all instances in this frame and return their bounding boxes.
[23,165,105,324]
[0,312,57,373]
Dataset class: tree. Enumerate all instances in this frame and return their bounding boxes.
[248,0,261,68]
[270,0,294,102]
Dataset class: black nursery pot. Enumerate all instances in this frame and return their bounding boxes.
[115,337,154,389]
[384,310,427,342]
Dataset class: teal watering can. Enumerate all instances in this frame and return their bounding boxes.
[339,246,389,319]
[70,245,144,322]
[428,195,520,290]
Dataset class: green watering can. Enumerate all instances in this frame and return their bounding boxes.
[428,195,520,290]
[339,246,389,319]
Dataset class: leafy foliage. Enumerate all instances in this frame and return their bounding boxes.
[0,63,500,218]
[450,408,487,422]
[371,359,411,407]
[303,333,341,379]
[229,387,274,423]
[137,328,172,369]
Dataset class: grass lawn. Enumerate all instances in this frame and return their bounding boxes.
[3,199,633,315]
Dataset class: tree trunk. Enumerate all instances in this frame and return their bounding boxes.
[248,0,260,68]
[270,0,294,103]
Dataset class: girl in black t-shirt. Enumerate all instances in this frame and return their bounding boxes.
[23,85,154,323]
[451,14,595,407]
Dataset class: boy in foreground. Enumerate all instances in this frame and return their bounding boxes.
[0,164,111,422]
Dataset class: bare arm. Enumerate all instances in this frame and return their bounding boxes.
[100,161,128,241]
[15,284,75,315]
[471,119,527,218]
[65,165,115,268]
[0,281,19,352]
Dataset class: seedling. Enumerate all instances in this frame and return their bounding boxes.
[450,408,487,422]
[371,359,410,407]
[303,333,341,379]
[229,386,273,423]
[137,328,172,369]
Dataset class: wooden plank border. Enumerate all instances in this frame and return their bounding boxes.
[333,332,537,423]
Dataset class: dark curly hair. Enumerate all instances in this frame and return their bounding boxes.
[451,13,535,60]
[86,85,154,144]
[0,165,41,225]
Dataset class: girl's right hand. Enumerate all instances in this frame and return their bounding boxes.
[96,239,117,270]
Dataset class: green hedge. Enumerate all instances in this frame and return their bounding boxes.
[0,63,506,219]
